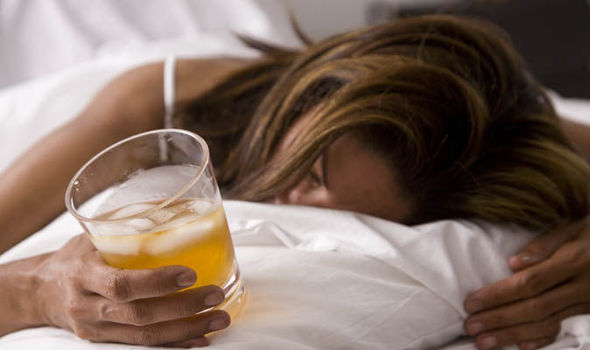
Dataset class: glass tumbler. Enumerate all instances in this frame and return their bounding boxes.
[65,129,245,316]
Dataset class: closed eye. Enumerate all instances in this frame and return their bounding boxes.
[308,170,322,188]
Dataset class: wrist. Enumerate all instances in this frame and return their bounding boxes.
[0,253,50,335]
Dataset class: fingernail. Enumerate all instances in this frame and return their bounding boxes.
[204,292,224,306]
[465,299,484,313]
[176,271,196,287]
[480,336,498,350]
[209,318,228,331]
[466,321,484,335]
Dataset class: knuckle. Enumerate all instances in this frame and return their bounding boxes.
[563,244,590,268]
[64,265,84,288]
[71,323,99,342]
[79,250,96,266]
[482,312,509,328]
[106,273,131,302]
[513,274,528,291]
[90,250,105,263]
[72,325,90,340]
[135,328,160,346]
[526,299,549,321]
[526,243,549,259]
[97,302,112,321]
[128,304,154,326]
[65,296,88,320]
[514,271,542,296]
[63,275,80,292]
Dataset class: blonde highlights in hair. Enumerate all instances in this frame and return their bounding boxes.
[176,15,589,230]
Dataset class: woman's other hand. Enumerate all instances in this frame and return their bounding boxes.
[36,234,229,347]
[463,218,590,350]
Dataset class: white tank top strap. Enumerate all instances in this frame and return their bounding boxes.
[163,54,177,128]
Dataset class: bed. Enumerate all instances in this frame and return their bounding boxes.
[1,1,590,349]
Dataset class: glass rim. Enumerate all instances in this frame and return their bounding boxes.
[64,128,210,224]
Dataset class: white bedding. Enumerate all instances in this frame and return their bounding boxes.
[0,199,537,349]
[0,201,588,350]
[1,1,590,349]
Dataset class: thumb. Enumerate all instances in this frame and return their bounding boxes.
[509,218,586,271]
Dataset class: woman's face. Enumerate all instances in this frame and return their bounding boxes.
[268,115,412,222]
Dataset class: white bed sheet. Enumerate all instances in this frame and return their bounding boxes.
[0,199,536,349]
[1,200,589,350]
[1,1,590,349]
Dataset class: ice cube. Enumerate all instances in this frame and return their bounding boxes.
[92,218,155,236]
[153,214,196,232]
[143,218,215,255]
[167,203,188,214]
[90,235,141,255]
[92,222,139,236]
[188,200,213,215]
[108,203,156,219]
[148,208,176,224]
[127,218,156,231]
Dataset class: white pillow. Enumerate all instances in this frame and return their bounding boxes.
[0,200,536,349]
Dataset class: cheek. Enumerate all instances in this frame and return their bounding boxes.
[346,186,410,222]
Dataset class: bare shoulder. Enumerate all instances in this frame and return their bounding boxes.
[81,56,256,132]
[110,57,254,106]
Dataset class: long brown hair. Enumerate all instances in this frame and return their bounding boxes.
[175,15,589,231]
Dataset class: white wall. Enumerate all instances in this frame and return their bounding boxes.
[284,0,456,41]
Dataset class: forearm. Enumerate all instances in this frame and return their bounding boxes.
[0,119,138,253]
[0,57,252,253]
[0,254,48,336]
[0,63,168,253]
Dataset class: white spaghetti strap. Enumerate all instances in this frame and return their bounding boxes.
[163,54,177,128]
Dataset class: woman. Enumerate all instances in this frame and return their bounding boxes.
[0,15,589,349]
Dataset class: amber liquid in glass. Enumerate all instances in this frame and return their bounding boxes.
[92,200,238,291]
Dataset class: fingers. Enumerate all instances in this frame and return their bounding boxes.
[80,253,197,302]
[518,337,553,350]
[468,303,590,350]
[465,252,576,313]
[465,280,585,334]
[97,285,225,326]
[552,303,590,325]
[92,310,230,346]
[509,219,585,272]
[42,233,233,347]
[464,228,590,350]
[472,318,559,350]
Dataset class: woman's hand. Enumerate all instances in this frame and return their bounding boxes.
[463,218,590,350]
[35,234,229,347]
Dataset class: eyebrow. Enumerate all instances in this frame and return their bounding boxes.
[321,153,329,189]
